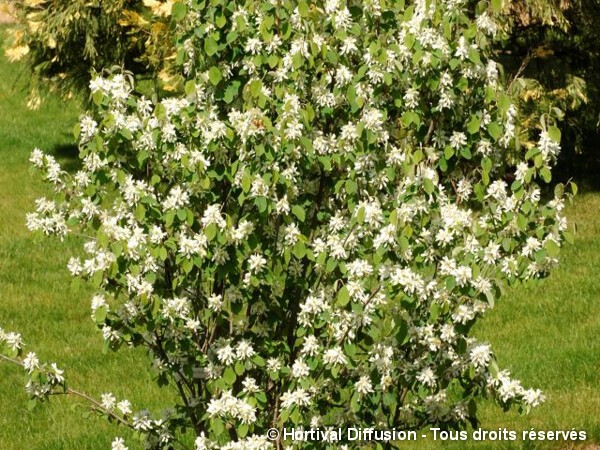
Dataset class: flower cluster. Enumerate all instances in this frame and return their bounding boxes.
[14,0,576,448]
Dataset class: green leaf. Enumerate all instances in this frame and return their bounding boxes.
[337,285,350,307]
[223,367,236,384]
[444,146,454,160]
[396,320,409,344]
[211,418,225,437]
[241,173,252,193]
[171,1,187,21]
[351,393,361,412]
[467,115,480,134]
[485,290,495,308]
[540,167,552,183]
[204,37,219,56]
[234,361,245,376]
[346,180,358,195]
[545,240,560,257]
[563,231,574,245]
[293,241,306,259]
[204,223,217,241]
[94,306,108,323]
[249,79,263,97]
[267,54,279,68]
[439,157,448,172]
[223,81,241,103]
[356,206,366,224]
[548,125,561,143]
[428,302,440,323]
[401,111,420,127]
[326,257,337,273]
[460,147,472,159]
[570,181,578,196]
[159,246,168,261]
[226,31,239,43]
[525,147,540,160]
[292,205,306,222]
[215,14,227,28]
[135,203,146,221]
[423,178,435,194]
[255,197,267,213]
[487,122,502,141]
[92,90,104,106]
[298,1,309,17]
[238,423,249,438]
[208,66,222,86]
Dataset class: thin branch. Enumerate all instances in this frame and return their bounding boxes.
[508,52,532,91]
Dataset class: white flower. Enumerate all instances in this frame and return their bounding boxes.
[403,87,419,109]
[266,358,282,372]
[417,368,437,387]
[291,358,311,378]
[323,346,347,365]
[522,237,541,257]
[355,375,374,395]
[117,399,132,415]
[201,204,226,230]
[207,390,257,424]
[248,253,267,273]
[80,115,98,141]
[48,363,64,384]
[216,343,236,365]
[300,335,320,357]
[91,294,108,313]
[242,377,260,394]
[162,186,190,210]
[195,433,212,450]
[30,148,45,167]
[523,388,545,407]
[101,393,117,411]
[23,352,39,374]
[208,294,223,312]
[450,131,467,149]
[340,37,358,55]
[111,437,129,450]
[236,340,255,360]
[452,305,475,324]
[245,37,262,55]
[347,259,373,279]
[280,388,312,409]
[498,376,523,402]
[283,223,301,247]
[469,344,491,368]
[5,332,23,351]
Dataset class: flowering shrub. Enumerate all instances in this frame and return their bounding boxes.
[1,0,575,449]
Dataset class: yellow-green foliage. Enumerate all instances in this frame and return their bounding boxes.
[4,0,179,106]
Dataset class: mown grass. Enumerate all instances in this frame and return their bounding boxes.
[0,27,175,450]
[0,25,599,450]
[420,191,600,450]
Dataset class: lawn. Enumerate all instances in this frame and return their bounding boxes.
[0,25,598,450]
[429,190,600,450]
[0,27,175,450]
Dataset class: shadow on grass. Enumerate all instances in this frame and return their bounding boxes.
[50,142,81,173]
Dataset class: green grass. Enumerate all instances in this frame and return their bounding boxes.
[0,27,175,450]
[420,192,600,450]
[465,191,600,449]
[0,25,599,450]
